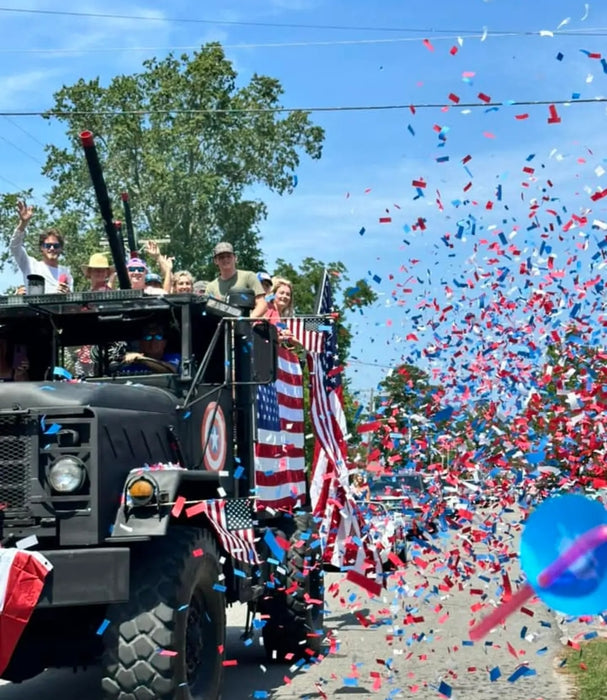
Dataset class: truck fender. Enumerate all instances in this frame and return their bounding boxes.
[108,467,221,539]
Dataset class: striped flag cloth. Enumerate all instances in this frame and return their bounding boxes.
[307,271,382,576]
[186,499,260,564]
[254,345,306,510]
[0,549,53,675]
[282,317,325,354]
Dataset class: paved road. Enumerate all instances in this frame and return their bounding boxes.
[0,507,575,699]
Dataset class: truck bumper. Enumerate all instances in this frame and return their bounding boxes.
[37,547,130,608]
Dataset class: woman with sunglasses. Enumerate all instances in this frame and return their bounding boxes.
[10,200,73,294]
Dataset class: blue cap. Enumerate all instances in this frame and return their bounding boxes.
[145,273,162,285]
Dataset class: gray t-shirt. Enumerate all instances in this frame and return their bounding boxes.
[206,269,264,299]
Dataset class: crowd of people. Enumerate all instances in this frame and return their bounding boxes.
[3,201,301,379]
[8,200,297,323]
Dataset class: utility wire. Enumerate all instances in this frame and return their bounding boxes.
[0,96,602,118]
[0,6,605,37]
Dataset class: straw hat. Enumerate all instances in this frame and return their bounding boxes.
[81,253,114,277]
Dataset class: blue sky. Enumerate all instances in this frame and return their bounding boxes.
[2,1,607,401]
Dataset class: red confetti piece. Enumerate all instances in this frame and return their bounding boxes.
[171,495,186,517]
[478,92,491,103]
[450,45,458,55]
[412,179,427,188]
[547,104,561,123]
[222,659,238,666]
[423,38,435,52]
[515,113,529,120]
[448,93,460,103]
[379,217,392,223]
[346,569,382,597]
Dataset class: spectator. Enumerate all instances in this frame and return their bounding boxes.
[265,277,297,344]
[206,242,267,318]
[172,270,194,293]
[257,271,273,296]
[145,272,164,291]
[351,472,371,503]
[81,253,115,291]
[119,323,180,374]
[271,277,295,317]
[10,200,73,294]
[193,280,209,296]
[126,257,148,291]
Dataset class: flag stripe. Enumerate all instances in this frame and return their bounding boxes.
[255,345,307,510]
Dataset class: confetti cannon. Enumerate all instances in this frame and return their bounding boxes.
[79,130,131,290]
[470,494,607,640]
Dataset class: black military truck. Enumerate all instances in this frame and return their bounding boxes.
[0,288,324,698]
[0,134,325,699]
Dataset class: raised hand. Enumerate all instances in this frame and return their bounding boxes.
[16,200,34,228]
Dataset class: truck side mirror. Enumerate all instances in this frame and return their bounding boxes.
[252,321,278,384]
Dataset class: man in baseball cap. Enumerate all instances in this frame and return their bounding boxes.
[205,241,267,318]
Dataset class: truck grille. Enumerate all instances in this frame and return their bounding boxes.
[0,416,34,511]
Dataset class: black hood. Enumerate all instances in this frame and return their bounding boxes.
[0,381,178,413]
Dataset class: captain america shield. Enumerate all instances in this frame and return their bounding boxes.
[201,402,227,472]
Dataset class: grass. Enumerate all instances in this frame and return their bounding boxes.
[561,638,607,700]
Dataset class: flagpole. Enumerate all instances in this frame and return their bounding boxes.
[314,268,329,315]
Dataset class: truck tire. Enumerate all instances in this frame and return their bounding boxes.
[101,527,225,700]
[261,513,324,662]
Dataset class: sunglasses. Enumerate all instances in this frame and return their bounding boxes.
[143,333,164,341]
[128,266,146,273]
[42,242,61,250]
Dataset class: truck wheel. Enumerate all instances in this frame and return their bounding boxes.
[261,513,324,662]
[101,527,225,700]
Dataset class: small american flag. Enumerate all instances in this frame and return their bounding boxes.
[254,345,306,510]
[187,498,260,564]
[282,317,325,354]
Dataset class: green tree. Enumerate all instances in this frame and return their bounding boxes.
[0,43,324,290]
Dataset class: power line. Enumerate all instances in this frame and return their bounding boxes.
[0,6,607,37]
[0,95,603,118]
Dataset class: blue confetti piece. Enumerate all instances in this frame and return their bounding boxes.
[44,423,62,435]
[96,619,110,635]
[213,583,227,592]
[264,529,286,562]
[292,174,298,187]
[233,568,246,578]
[52,366,72,380]
[234,466,244,479]
[407,124,415,136]
[489,666,501,682]
[372,274,382,284]
[253,692,269,699]
[437,680,452,698]
[556,51,564,61]
[359,227,366,236]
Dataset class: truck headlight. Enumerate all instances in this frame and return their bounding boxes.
[48,456,86,493]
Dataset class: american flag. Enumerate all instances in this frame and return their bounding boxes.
[186,498,260,564]
[254,345,306,510]
[308,270,382,575]
[282,317,325,354]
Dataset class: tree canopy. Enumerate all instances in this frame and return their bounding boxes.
[0,43,324,289]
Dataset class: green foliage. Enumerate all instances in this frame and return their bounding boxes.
[0,43,324,289]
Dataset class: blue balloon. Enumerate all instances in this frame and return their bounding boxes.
[520,494,607,615]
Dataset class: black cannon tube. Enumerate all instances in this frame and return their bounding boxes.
[121,192,138,256]
[80,131,131,289]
